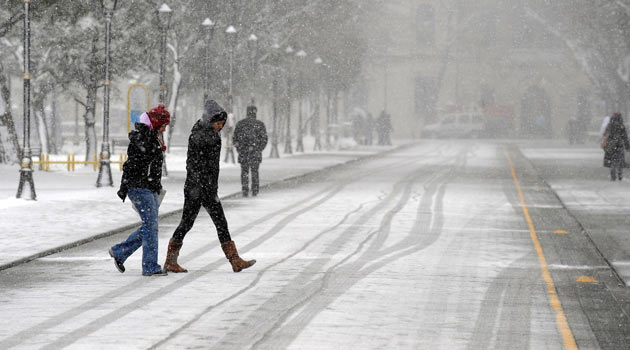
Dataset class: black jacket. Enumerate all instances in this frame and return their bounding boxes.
[117,123,164,201]
[184,100,227,195]
[233,115,268,164]
[604,121,630,167]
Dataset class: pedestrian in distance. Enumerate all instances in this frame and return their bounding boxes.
[365,112,375,145]
[567,116,578,145]
[233,105,268,197]
[109,103,170,276]
[163,99,256,273]
[601,112,630,181]
[376,110,393,145]
[599,114,611,140]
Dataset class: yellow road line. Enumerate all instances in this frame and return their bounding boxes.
[504,147,578,350]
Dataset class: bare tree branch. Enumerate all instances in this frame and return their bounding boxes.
[0,10,23,38]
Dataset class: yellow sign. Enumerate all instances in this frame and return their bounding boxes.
[127,83,150,132]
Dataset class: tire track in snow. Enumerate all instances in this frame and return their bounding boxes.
[245,156,459,350]
[13,145,446,350]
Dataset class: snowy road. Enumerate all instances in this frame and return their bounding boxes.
[1,141,628,349]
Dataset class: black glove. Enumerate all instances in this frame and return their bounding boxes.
[117,186,128,202]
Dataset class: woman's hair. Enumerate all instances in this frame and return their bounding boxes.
[611,112,624,125]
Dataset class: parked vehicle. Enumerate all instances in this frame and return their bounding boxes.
[422,112,485,138]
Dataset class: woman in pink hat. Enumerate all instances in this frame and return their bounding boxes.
[108,103,170,276]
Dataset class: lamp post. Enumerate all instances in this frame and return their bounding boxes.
[269,42,280,158]
[325,63,332,150]
[247,33,258,105]
[157,3,172,176]
[313,56,323,151]
[224,25,237,163]
[283,45,294,154]
[295,49,306,153]
[157,3,172,104]
[16,0,35,200]
[201,17,215,102]
[96,0,118,188]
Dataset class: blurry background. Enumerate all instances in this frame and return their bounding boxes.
[1,0,628,163]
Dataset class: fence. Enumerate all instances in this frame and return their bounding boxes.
[32,153,127,172]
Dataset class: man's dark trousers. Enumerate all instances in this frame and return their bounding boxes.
[241,160,260,196]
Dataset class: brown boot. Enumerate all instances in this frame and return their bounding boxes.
[221,240,256,272]
[163,239,188,273]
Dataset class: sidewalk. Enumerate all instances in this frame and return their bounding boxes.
[0,141,403,270]
[519,140,630,286]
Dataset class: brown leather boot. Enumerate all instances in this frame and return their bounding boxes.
[163,239,188,273]
[221,240,256,272]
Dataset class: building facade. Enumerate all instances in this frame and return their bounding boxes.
[359,1,593,139]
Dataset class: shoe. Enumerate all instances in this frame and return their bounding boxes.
[163,239,188,273]
[221,240,256,273]
[143,269,168,276]
[109,248,125,273]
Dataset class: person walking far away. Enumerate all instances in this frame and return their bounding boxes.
[602,112,630,181]
[233,105,268,197]
[163,99,256,273]
[376,110,393,145]
[567,115,578,145]
[109,103,170,276]
[599,114,611,140]
[365,112,375,145]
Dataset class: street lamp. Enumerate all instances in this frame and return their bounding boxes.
[157,3,172,104]
[324,62,332,150]
[313,56,323,151]
[224,24,237,163]
[201,17,215,102]
[295,49,306,153]
[269,42,281,158]
[16,0,36,199]
[247,33,258,105]
[283,45,294,154]
[96,0,118,188]
[157,3,172,176]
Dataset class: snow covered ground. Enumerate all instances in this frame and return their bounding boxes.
[0,137,399,268]
[1,139,629,349]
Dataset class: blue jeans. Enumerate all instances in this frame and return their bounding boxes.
[111,187,162,275]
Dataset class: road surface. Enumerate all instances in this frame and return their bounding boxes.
[1,141,628,349]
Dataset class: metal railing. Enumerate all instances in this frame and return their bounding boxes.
[32,153,127,172]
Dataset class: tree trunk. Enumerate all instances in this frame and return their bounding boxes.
[83,31,100,163]
[32,94,50,155]
[0,66,20,162]
[84,85,98,163]
[49,91,60,153]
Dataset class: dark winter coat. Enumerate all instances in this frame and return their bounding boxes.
[184,100,227,195]
[233,115,268,164]
[117,123,164,201]
[603,121,630,168]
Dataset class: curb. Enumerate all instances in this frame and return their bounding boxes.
[0,143,413,272]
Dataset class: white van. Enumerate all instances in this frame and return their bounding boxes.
[421,112,485,138]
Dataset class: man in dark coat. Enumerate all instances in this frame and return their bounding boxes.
[163,99,256,273]
[233,105,268,197]
[376,111,393,145]
[603,112,630,181]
